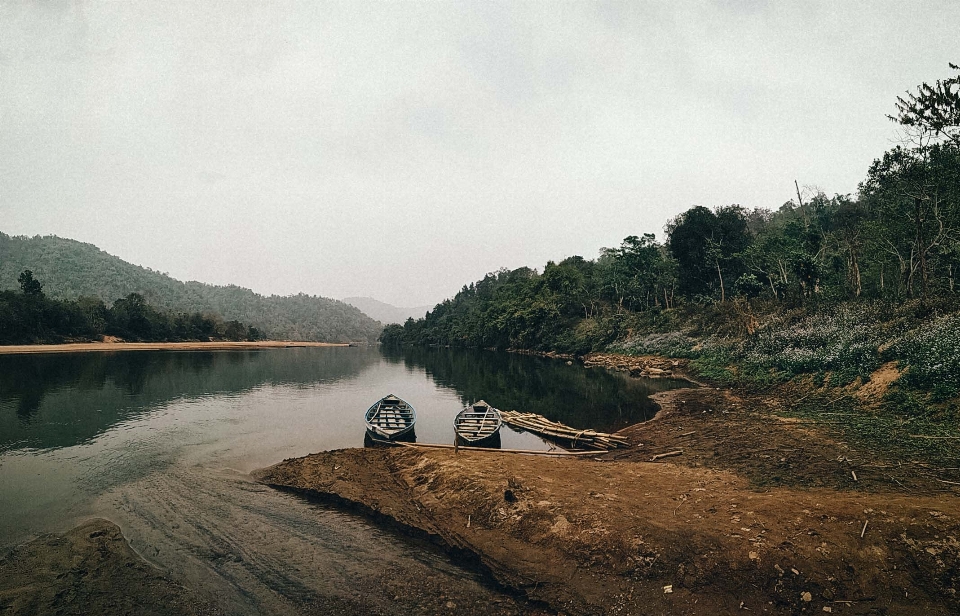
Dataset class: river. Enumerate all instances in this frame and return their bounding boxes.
[0,346,687,613]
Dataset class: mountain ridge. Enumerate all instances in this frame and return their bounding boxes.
[342,296,432,324]
[0,233,382,343]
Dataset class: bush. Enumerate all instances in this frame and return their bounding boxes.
[886,312,960,400]
[741,304,888,383]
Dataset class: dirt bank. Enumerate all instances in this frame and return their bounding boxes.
[0,340,350,355]
[256,365,960,615]
[0,519,221,616]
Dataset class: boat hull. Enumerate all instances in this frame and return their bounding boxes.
[453,400,503,447]
[364,394,417,442]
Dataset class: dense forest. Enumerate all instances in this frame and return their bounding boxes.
[382,65,960,410]
[0,270,262,345]
[0,235,383,343]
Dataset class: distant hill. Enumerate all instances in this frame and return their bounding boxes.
[343,296,432,324]
[0,233,382,343]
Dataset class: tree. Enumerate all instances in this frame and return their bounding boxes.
[667,205,751,301]
[859,144,960,300]
[18,270,43,296]
[891,63,960,147]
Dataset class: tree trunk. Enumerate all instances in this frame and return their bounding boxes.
[716,260,725,302]
[915,197,928,302]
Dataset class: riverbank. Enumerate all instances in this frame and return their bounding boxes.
[0,340,352,354]
[256,356,960,615]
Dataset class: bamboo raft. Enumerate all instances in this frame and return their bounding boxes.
[499,410,631,450]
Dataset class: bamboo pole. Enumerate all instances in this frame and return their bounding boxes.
[395,441,597,456]
[499,410,631,450]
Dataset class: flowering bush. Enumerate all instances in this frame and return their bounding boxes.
[741,304,889,382]
[609,331,708,358]
[886,313,960,400]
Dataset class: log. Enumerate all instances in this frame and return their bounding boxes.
[651,450,683,461]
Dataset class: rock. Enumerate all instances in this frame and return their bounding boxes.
[801,591,812,602]
[663,585,673,594]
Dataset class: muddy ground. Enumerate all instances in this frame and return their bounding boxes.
[0,519,222,616]
[258,355,960,616]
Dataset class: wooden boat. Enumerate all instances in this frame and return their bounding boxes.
[453,400,503,446]
[365,394,416,441]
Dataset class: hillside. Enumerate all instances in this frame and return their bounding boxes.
[342,296,431,324]
[0,233,382,343]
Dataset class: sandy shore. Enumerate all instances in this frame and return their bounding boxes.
[0,340,352,355]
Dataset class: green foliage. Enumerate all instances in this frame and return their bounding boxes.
[742,304,887,383]
[17,270,42,296]
[666,205,751,301]
[891,62,960,146]
[0,272,266,345]
[886,312,960,400]
[734,274,764,299]
[0,234,382,342]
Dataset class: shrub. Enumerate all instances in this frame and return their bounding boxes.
[886,313,960,400]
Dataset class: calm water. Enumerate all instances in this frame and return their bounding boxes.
[0,346,687,613]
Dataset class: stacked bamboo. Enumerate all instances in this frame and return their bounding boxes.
[499,410,631,451]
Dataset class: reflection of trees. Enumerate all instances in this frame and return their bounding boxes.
[0,348,378,451]
[381,347,689,431]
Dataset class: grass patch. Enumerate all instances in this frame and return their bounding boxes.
[780,396,960,468]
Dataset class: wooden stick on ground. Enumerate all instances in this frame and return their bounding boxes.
[651,450,683,461]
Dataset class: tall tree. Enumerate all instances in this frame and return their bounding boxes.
[17,270,43,296]
[891,63,960,147]
[667,205,751,301]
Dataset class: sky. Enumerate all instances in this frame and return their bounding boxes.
[1,1,958,307]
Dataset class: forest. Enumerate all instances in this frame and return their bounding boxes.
[382,64,960,412]
[0,270,262,345]
[0,235,383,343]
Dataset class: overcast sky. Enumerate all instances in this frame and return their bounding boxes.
[1,1,958,306]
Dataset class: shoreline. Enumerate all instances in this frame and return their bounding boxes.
[255,352,960,615]
[0,340,354,355]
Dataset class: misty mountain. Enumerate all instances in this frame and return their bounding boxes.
[0,233,382,343]
[343,296,432,324]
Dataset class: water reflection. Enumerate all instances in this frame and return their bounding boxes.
[0,346,692,561]
[0,348,378,452]
[381,347,690,432]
